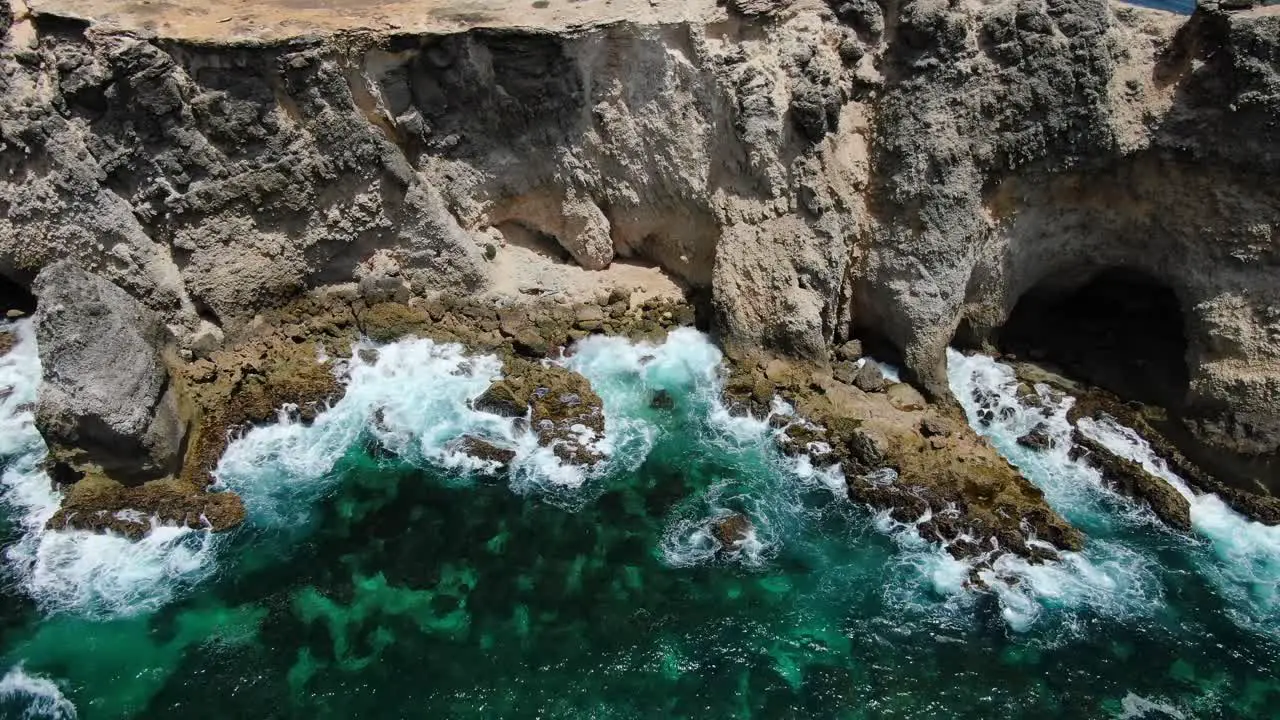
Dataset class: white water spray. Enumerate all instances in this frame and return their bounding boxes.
[1079,416,1280,632]
[0,667,76,720]
[948,348,1280,638]
[0,320,217,618]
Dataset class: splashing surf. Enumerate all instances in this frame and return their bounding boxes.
[947,348,1280,639]
[0,319,217,618]
[0,667,76,720]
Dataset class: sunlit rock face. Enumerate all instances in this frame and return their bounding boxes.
[2,2,1279,503]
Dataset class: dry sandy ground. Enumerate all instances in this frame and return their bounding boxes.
[479,223,687,307]
[25,0,725,41]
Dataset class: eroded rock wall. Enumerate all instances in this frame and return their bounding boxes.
[2,0,1279,493]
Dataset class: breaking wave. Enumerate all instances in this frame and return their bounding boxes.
[0,319,216,618]
[0,667,76,719]
[948,348,1280,639]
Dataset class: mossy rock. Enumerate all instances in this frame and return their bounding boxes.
[47,472,245,539]
[474,357,605,465]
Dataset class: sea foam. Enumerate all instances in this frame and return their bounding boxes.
[0,320,216,618]
[0,667,77,719]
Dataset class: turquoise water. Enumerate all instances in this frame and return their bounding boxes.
[0,323,1277,718]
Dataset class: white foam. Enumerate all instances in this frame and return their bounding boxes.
[945,348,1280,638]
[660,479,777,569]
[910,349,1169,633]
[565,327,754,448]
[0,667,77,719]
[1079,416,1280,632]
[219,330,741,518]
[0,320,217,618]
[1118,692,1187,719]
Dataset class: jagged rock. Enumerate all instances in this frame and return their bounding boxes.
[710,513,753,551]
[834,340,863,362]
[832,360,858,384]
[473,383,527,418]
[852,362,885,393]
[455,436,518,469]
[32,261,185,485]
[188,321,225,359]
[0,331,13,357]
[2,0,1279,512]
[731,350,1083,566]
[45,472,245,539]
[476,358,605,465]
[1016,423,1054,451]
[1071,429,1192,531]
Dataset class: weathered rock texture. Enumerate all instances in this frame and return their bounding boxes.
[2,0,1279,500]
[33,259,185,483]
[735,352,1085,567]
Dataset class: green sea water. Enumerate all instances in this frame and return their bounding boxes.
[0,325,1277,718]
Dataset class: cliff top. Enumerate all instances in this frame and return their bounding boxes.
[24,0,733,41]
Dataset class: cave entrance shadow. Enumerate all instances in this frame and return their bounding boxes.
[998,267,1190,409]
[0,274,36,315]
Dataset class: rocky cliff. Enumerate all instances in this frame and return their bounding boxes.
[2,0,1278,497]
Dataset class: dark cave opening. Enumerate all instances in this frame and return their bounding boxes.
[999,267,1190,409]
[0,274,36,315]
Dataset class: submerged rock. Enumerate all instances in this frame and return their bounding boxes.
[1070,429,1192,532]
[710,513,753,552]
[650,389,675,410]
[0,330,13,357]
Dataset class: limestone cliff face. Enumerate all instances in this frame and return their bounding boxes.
[1,0,1278,493]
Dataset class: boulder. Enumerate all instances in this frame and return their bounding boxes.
[473,383,527,417]
[852,361,885,393]
[1016,423,1054,451]
[834,340,863,362]
[33,261,186,484]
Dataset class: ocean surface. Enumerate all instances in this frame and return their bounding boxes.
[1124,0,1196,14]
[0,319,1276,718]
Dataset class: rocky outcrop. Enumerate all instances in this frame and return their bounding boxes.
[1061,381,1280,525]
[710,512,754,553]
[474,358,606,465]
[733,353,1084,566]
[453,436,518,471]
[33,260,185,484]
[1071,428,1193,531]
[46,472,245,538]
[2,0,1279,506]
